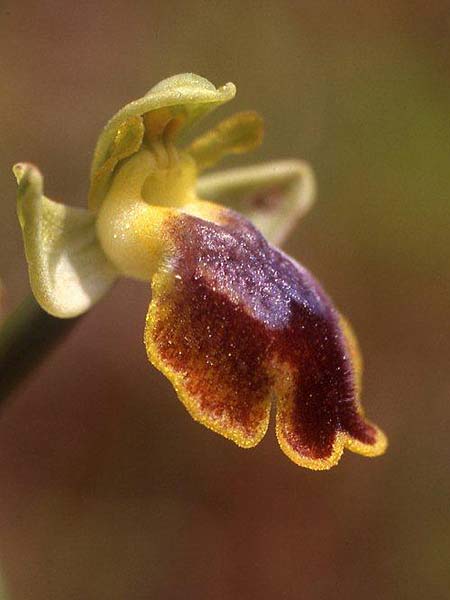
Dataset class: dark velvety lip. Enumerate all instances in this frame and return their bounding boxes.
[144,208,387,469]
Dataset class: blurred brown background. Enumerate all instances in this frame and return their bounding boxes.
[0,1,449,599]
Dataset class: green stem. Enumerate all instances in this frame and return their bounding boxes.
[0,295,79,402]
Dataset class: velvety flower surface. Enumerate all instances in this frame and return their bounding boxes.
[15,73,387,469]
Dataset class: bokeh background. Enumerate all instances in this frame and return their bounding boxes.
[0,1,449,598]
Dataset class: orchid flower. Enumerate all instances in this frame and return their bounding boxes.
[14,73,387,469]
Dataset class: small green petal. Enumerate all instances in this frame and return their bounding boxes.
[197,160,316,246]
[188,111,264,171]
[15,163,117,318]
[90,73,236,210]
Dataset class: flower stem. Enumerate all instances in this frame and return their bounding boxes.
[0,295,79,403]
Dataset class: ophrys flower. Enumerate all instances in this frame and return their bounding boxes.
[15,73,387,469]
